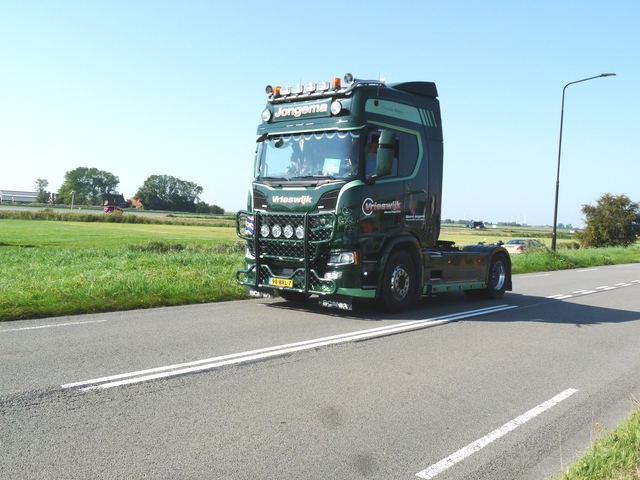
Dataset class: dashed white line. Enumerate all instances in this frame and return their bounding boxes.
[415,388,579,479]
[0,319,107,333]
[547,278,639,300]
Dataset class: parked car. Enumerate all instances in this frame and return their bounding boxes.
[104,205,123,213]
[503,238,544,254]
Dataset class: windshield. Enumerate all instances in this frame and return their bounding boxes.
[255,131,360,181]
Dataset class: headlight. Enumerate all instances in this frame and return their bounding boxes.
[260,224,270,237]
[331,100,342,115]
[271,224,282,238]
[295,225,305,239]
[283,224,294,238]
[262,109,272,122]
[328,251,359,265]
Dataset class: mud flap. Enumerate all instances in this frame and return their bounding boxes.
[318,296,353,310]
[246,286,275,298]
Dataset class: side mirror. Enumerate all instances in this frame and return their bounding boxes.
[376,130,396,177]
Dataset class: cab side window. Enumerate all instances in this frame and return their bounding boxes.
[366,129,419,178]
[396,131,419,177]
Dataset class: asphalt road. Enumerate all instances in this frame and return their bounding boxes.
[2,264,640,479]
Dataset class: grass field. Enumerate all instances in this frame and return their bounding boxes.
[3,216,639,321]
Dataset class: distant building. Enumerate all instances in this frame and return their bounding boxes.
[0,190,37,204]
[101,193,127,207]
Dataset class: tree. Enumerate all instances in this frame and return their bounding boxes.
[135,175,203,212]
[57,167,120,205]
[579,193,640,248]
[34,178,50,203]
[196,201,225,214]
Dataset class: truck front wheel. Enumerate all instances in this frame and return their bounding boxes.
[484,253,509,299]
[379,250,415,313]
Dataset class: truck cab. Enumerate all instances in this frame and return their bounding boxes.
[236,73,511,312]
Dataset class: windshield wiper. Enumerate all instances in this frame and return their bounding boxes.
[261,176,291,182]
[296,175,337,180]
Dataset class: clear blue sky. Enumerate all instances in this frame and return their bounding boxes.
[1,1,638,227]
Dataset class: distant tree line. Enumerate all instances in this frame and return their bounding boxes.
[34,167,224,214]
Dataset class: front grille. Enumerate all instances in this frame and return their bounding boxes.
[236,210,338,294]
[237,211,335,262]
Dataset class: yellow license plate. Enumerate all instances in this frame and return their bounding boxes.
[269,277,293,288]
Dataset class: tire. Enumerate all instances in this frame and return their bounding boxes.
[379,250,416,313]
[483,253,509,299]
[278,290,310,303]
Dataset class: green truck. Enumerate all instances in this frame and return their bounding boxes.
[236,73,511,312]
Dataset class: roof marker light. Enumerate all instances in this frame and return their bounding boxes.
[291,84,303,95]
[281,85,291,95]
[303,82,316,93]
[317,80,330,92]
[332,77,341,89]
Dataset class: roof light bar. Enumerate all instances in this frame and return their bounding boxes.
[265,73,363,100]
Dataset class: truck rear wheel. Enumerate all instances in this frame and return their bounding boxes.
[484,253,509,299]
[379,250,415,313]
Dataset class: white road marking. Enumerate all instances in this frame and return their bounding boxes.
[415,388,579,479]
[0,319,107,333]
[519,273,551,279]
[62,305,517,391]
[547,278,639,300]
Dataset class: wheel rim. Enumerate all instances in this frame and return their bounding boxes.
[390,264,410,301]
[491,260,506,290]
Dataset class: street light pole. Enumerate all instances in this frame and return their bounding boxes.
[70,191,75,211]
[551,73,616,251]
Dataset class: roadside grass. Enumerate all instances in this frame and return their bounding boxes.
[555,398,640,480]
[511,246,640,275]
[0,242,246,321]
[1,217,246,320]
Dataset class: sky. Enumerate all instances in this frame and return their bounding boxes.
[1,1,638,227]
